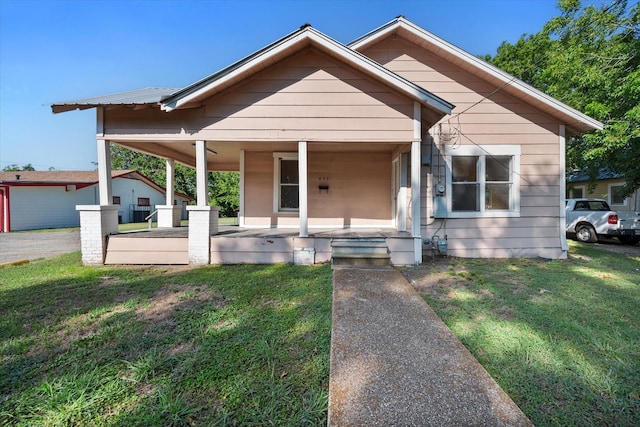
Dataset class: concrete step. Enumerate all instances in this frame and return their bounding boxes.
[331,238,390,268]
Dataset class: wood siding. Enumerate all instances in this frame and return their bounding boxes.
[568,178,639,212]
[105,237,188,264]
[103,48,416,144]
[362,36,565,258]
[244,150,393,228]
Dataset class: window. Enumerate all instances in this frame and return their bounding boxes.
[137,197,150,206]
[112,196,121,205]
[446,145,520,218]
[273,153,299,211]
[569,186,585,198]
[609,184,627,206]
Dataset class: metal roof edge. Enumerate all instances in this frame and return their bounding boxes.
[51,88,180,114]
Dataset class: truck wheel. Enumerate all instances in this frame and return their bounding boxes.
[618,236,640,245]
[576,225,598,243]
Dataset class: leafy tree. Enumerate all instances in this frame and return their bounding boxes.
[487,0,639,196]
[2,163,36,171]
[110,145,239,215]
[210,171,240,217]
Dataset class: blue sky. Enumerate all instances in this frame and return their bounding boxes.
[0,0,562,171]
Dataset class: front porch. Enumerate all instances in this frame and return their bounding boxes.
[104,226,417,266]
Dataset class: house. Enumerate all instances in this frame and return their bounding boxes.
[0,170,193,232]
[567,169,639,212]
[51,17,602,265]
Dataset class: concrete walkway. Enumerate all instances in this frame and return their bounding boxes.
[328,267,533,426]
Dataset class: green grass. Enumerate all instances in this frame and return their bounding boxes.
[403,241,640,426]
[4,240,638,426]
[0,254,332,426]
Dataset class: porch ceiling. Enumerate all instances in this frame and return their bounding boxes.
[115,140,408,171]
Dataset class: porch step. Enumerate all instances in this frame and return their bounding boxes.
[331,238,390,268]
[104,236,189,265]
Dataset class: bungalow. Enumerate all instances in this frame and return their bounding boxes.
[51,17,602,265]
[567,169,639,212]
[0,170,193,232]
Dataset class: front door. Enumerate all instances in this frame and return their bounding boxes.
[392,158,399,228]
[392,154,408,232]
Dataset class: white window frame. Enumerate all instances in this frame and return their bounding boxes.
[608,183,627,207]
[445,145,520,218]
[273,152,299,213]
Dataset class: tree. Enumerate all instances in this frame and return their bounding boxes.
[110,145,239,215]
[2,163,36,171]
[487,0,640,196]
[210,171,240,217]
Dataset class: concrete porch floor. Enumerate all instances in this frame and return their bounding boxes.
[111,225,413,239]
[105,226,417,266]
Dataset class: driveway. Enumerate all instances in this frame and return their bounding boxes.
[591,237,640,257]
[0,230,80,264]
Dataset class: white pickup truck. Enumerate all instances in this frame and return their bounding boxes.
[566,198,640,245]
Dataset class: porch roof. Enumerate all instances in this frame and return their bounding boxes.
[51,88,179,114]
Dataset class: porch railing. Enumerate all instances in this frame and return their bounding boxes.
[145,210,158,229]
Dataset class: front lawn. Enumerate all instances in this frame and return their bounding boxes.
[0,255,332,426]
[3,241,638,426]
[403,241,640,426]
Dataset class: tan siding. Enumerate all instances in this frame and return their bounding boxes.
[308,151,392,225]
[363,36,566,258]
[244,152,276,227]
[103,49,416,143]
[243,150,393,228]
[570,178,639,211]
[105,237,188,264]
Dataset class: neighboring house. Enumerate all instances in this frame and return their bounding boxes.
[567,169,639,212]
[0,170,193,232]
[51,17,602,265]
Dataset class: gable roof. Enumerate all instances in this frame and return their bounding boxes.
[159,24,453,117]
[349,17,604,135]
[0,170,193,199]
[0,170,136,185]
[51,88,179,114]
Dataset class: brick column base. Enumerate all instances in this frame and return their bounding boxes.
[76,205,119,265]
[187,206,220,265]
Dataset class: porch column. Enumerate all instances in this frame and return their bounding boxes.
[195,140,208,206]
[398,154,408,232]
[298,141,308,237]
[239,150,245,227]
[411,101,422,264]
[97,139,113,205]
[76,135,117,265]
[157,159,181,228]
[188,140,218,264]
